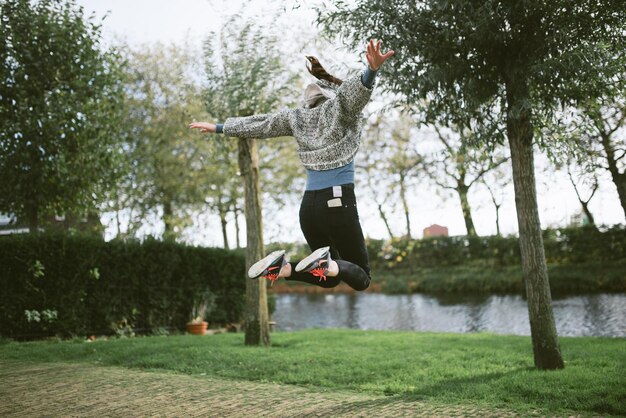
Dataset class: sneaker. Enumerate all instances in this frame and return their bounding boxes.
[247,250,287,285]
[295,246,331,282]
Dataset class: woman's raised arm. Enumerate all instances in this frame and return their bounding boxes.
[365,39,394,71]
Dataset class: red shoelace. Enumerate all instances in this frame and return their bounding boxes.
[310,267,327,281]
[310,259,328,282]
[263,266,281,286]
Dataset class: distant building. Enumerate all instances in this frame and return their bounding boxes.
[0,211,103,236]
[423,224,449,238]
[569,211,591,227]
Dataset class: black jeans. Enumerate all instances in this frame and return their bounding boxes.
[287,183,371,291]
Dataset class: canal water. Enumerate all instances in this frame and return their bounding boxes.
[273,293,626,337]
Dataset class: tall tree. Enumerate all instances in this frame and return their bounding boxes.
[203,16,297,346]
[422,124,507,237]
[573,87,626,220]
[359,115,397,239]
[320,0,626,369]
[200,140,241,249]
[480,164,512,236]
[0,0,126,232]
[359,111,422,238]
[389,117,421,238]
[565,161,599,228]
[112,43,211,241]
[258,132,304,244]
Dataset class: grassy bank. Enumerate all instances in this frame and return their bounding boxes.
[376,262,626,295]
[1,330,624,416]
[272,262,626,294]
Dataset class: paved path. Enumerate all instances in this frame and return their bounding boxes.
[0,361,525,417]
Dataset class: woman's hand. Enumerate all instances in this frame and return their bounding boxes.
[189,122,216,134]
[365,39,394,71]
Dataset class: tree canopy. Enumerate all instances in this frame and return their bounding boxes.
[0,0,126,231]
[113,43,211,240]
[319,0,626,130]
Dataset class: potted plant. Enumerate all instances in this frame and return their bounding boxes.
[186,289,216,335]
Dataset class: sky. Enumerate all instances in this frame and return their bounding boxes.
[76,0,625,246]
[79,0,227,46]
[78,0,316,49]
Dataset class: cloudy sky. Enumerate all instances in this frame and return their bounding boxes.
[76,0,625,246]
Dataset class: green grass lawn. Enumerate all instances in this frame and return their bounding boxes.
[1,330,624,416]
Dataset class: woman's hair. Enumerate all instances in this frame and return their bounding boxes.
[306,56,343,86]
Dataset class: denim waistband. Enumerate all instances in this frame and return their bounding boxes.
[303,183,355,199]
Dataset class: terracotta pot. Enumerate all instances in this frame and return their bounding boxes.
[186,321,208,335]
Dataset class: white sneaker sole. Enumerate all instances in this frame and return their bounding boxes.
[295,246,330,272]
[247,250,285,279]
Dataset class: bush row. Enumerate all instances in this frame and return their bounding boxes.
[368,225,626,270]
[377,263,625,295]
[0,233,245,340]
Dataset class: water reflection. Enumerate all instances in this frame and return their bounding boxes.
[273,293,626,337]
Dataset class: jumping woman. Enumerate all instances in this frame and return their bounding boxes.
[190,39,394,291]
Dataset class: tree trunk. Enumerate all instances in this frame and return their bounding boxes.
[457,183,477,236]
[26,148,40,233]
[26,202,39,234]
[217,195,229,250]
[600,132,626,220]
[234,205,241,249]
[495,204,501,236]
[485,183,502,236]
[219,210,229,249]
[115,209,123,238]
[399,173,412,238]
[580,201,596,227]
[377,202,395,239]
[567,168,598,229]
[506,82,564,370]
[237,138,270,346]
[163,200,174,241]
[365,168,394,239]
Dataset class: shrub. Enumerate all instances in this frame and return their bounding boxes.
[368,225,626,271]
[0,232,246,339]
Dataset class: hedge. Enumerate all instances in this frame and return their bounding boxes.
[369,225,626,270]
[270,226,625,294]
[0,232,245,340]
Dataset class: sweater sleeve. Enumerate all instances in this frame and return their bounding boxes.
[326,72,374,122]
[222,109,293,139]
[361,67,377,88]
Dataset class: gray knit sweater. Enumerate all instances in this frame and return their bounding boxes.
[223,73,373,171]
